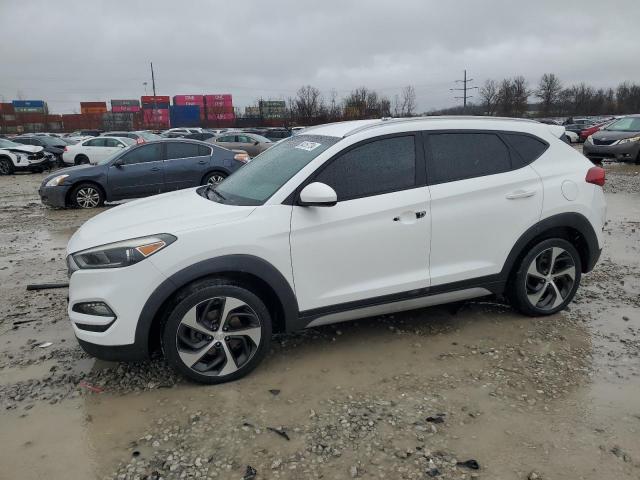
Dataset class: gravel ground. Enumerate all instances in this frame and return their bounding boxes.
[0,158,639,480]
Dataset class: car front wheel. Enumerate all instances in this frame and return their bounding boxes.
[0,158,14,175]
[71,183,104,208]
[162,280,272,384]
[509,238,582,316]
[203,171,227,186]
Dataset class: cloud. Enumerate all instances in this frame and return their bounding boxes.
[1,0,638,113]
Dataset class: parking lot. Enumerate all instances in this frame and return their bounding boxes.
[0,153,639,479]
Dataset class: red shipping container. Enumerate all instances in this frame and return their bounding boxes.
[0,103,15,113]
[112,105,141,113]
[142,109,170,127]
[173,95,205,106]
[80,101,107,108]
[204,94,233,107]
[141,95,170,105]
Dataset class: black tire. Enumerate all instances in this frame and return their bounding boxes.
[162,279,272,384]
[508,238,582,316]
[70,182,104,208]
[202,171,227,186]
[0,157,14,175]
[75,154,89,165]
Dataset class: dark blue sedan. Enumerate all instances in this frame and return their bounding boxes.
[39,139,248,208]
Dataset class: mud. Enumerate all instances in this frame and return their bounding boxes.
[0,162,639,479]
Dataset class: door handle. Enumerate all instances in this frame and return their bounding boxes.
[393,211,427,222]
[198,160,206,164]
[506,190,536,199]
[150,167,160,171]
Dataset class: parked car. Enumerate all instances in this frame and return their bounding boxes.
[62,136,136,166]
[162,128,203,138]
[13,135,69,166]
[64,117,606,383]
[40,139,248,208]
[579,121,612,142]
[263,128,293,142]
[102,131,162,144]
[564,130,579,143]
[184,132,217,141]
[64,130,102,138]
[563,123,594,141]
[583,115,640,164]
[563,117,592,126]
[210,132,273,157]
[0,138,52,174]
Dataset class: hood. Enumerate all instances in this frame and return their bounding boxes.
[42,164,97,184]
[592,129,640,141]
[67,188,256,253]
[4,144,43,154]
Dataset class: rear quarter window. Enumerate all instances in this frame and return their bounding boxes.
[503,133,549,168]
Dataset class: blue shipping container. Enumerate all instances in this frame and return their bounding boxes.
[170,105,201,127]
[12,100,45,108]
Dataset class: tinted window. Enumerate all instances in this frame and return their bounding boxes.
[427,133,510,184]
[15,138,33,145]
[217,135,235,142]
[237,135,253,143]
[504,133,548,168]
[86,138,107,147]
[121,144,162,165]
[166,142,201,160]
[198,144,212,156]
[104,138,122,147]
[315,136,416,201]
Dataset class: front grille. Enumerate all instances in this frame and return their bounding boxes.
[27,151,45,160]
[593,139,616,146]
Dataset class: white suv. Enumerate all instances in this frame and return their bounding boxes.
[66,117,606,383]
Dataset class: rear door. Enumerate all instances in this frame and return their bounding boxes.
[290,134,431,311]
[107,143,164,199]
[163,141,212,191]
[425,130,543,287]
[81,137,105,163]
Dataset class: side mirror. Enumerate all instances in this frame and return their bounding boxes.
[298,182,337,207]
[254,140,259,145]
[116,144,125,148]
[113,159,124,168]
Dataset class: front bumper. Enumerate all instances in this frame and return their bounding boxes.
[39,185,71,208]
[583,141,640,162]
[68,257,169,361]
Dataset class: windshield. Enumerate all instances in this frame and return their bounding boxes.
[604,117,640,132]
[208,135,340,206]
[0,139,22,149]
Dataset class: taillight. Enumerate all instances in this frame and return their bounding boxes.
[586,166,605,186]
[136,138,144,144]
[234,153,249,163]
[64,146,68,152]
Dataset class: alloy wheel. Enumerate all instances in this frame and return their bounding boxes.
[525,247,576,311]
[76,187,100,208]
[176,296,262,377]
[207,174,225,185]
[0,160,11,175]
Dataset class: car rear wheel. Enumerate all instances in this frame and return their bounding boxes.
[75,155,89,165]
[0,158,14,175]
[203,171,227,186]
[71,183,104,209]
[509,238,582,316]
[162,280,272,384]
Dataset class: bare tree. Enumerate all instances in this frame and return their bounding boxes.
[536,73,563,116]
[479,79,498,115]
[294,85,324,123]
[399,85,416,116]
[512,76,530,117]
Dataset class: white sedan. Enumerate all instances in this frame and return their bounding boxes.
[62,136,136,166]
[565,130,579,143]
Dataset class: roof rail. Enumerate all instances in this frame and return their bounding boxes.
[343,116,539,137]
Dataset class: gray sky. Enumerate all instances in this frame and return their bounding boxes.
[1,0,639,114]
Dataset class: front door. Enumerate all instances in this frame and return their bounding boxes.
[108,143,165,199]
[290,134,431,312]
[163,141,211,190]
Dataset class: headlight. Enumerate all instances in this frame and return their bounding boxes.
[71,234,176,269]
[586,135,593,143]
[46,174,69,187]
[618,135,640,145]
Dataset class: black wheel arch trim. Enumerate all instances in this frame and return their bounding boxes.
[500,212,600,277]
[134,254,299,358]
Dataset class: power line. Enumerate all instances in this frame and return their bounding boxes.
[450,69,478,113]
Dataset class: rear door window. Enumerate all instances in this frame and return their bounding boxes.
[86,138,107,147]
[427,132,511,184]
[503,133,548,168]
[166,142,201,160]
[314,135,416,201]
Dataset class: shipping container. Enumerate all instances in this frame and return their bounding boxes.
[12,100,46,109]
[141,95,170,105]
[112,105,141,113]
[80,102,108,115]
[111,99,140,107]
[16,112,47,123]
[204,94,233,110]
[169,105,201,127]
[173,95,205,106]
[0,103,15,113]
[142,102,170,110]
[80,101,107,108]
[142,108,170,128]
[102,112,136,131]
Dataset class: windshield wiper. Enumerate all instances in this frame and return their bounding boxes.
[203,183,226,201]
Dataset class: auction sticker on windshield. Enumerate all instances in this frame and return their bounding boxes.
[295,141,322,152]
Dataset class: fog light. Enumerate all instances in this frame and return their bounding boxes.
[72,301,115,317]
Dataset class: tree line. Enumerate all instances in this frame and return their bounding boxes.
[440,74,640,118]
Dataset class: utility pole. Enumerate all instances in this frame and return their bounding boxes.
[150,62,157,96]
[450,69,478,113]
